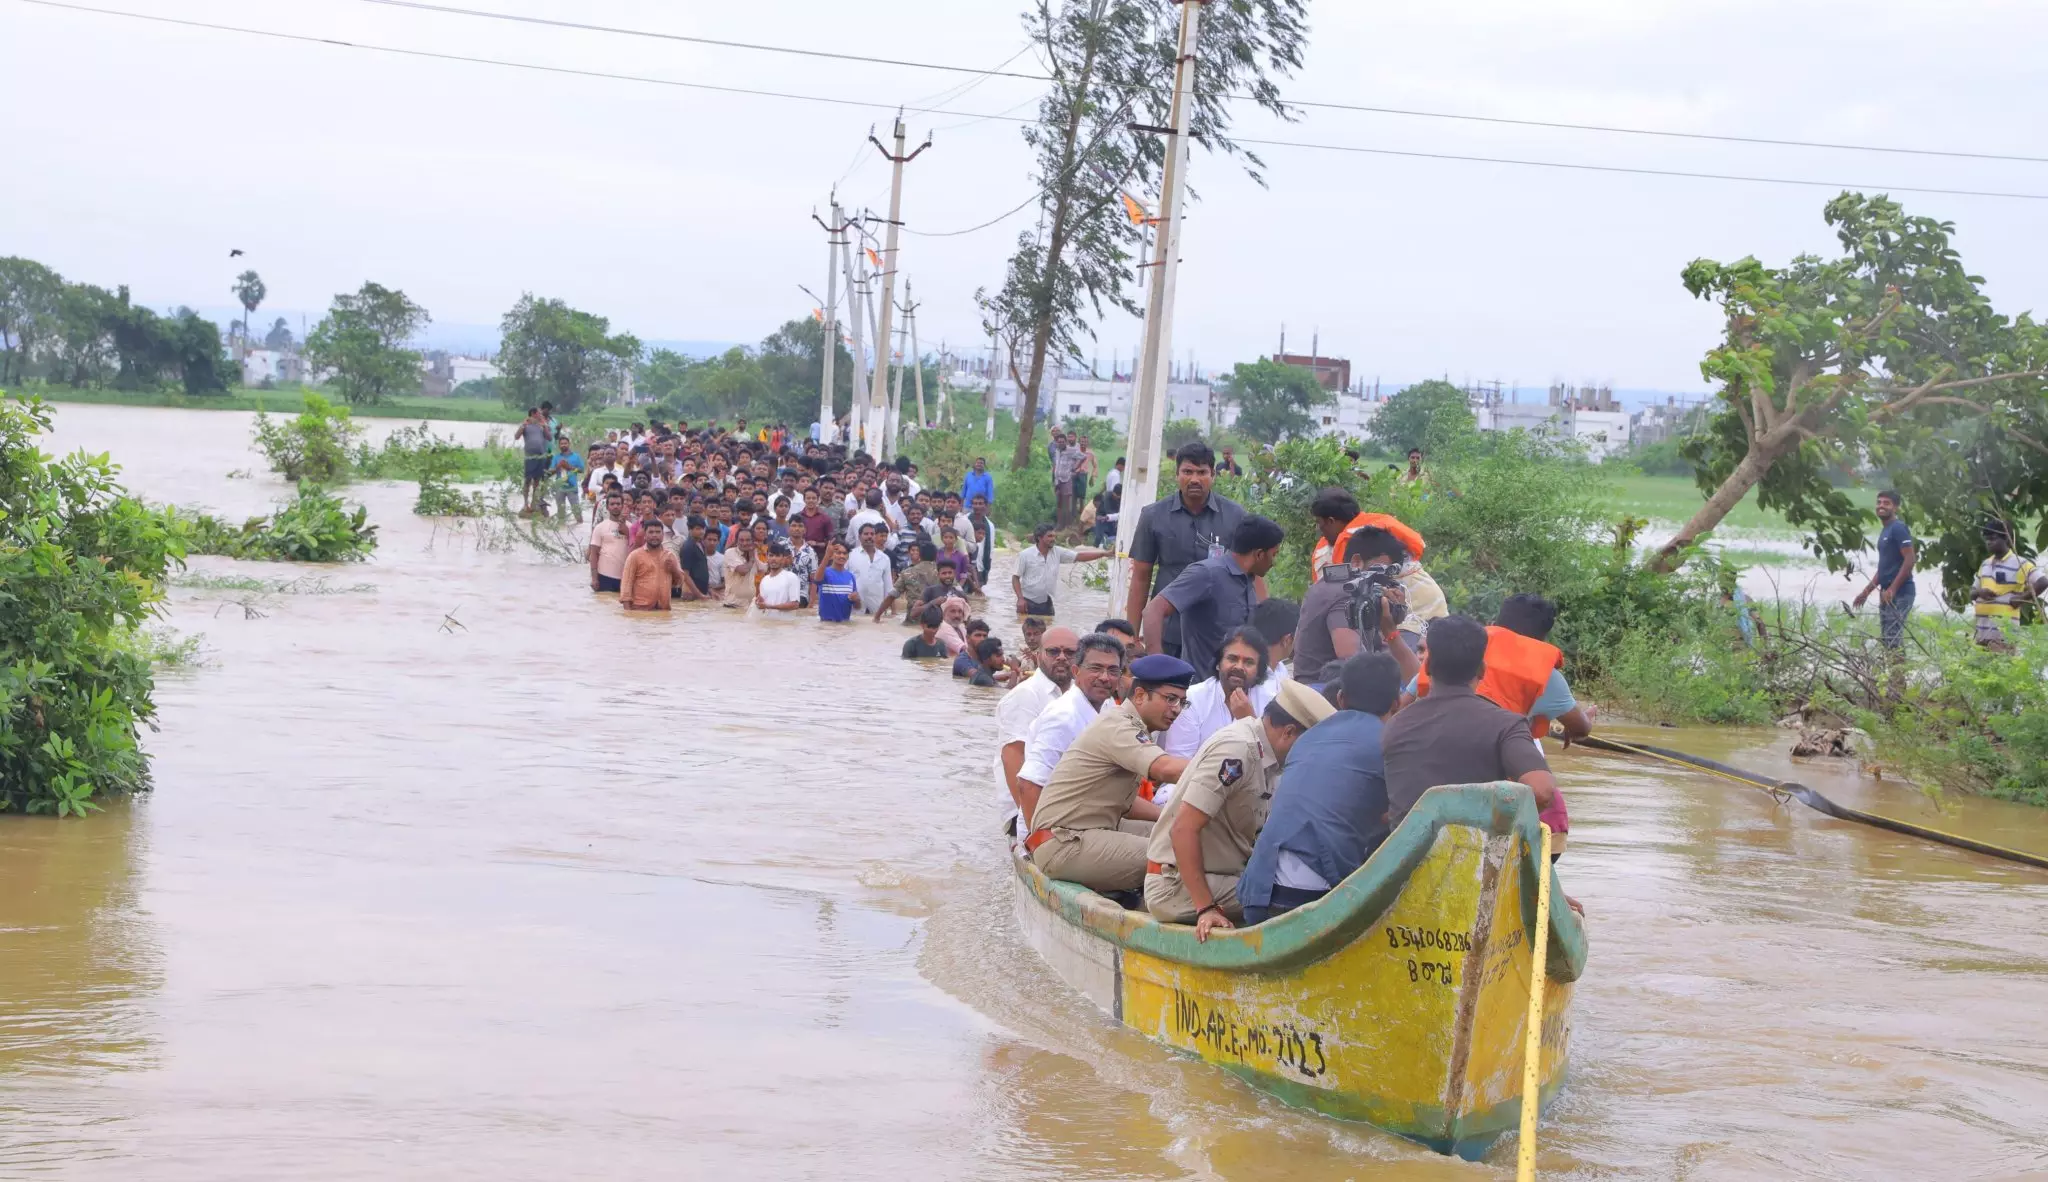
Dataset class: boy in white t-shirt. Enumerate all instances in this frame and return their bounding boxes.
[754,543,806,611]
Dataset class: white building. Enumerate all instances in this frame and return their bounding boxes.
[449,356,500,386]
[988,377,1215,430]
[240,348,305,386]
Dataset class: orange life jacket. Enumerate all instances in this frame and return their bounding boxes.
[1416,626,1563,739]
[1311,512,1426,580]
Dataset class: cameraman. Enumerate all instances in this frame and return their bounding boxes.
[1293,527,1421,691]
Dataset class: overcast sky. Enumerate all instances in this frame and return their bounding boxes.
[4,0,2045,392]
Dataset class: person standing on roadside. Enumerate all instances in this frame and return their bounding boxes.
[516,406,552,515]
[1125,442,1250,659]
[1852,489,1917,650]
[1053,432,1082,528]
[1971,518,2039,651]
[962,456,995,510]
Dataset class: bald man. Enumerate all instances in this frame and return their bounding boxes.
[995,625,1081,826]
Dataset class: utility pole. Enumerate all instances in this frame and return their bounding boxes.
[865,116,931,463]
[812,202,855,443]
[986,328,1000,442]
[903,285,928,433]
[1113,0,1207,614]
[839,219,870,453]
[888,315,908,458]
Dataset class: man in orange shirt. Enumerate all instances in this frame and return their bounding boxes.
[1307,487,1425,581]
[620,519,688,612]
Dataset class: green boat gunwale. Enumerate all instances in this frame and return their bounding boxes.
[1015,781,1589,981]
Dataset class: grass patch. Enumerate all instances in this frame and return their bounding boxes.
[1608,473,1802,533]
[26,383,642,428]
[1707,545,1805,568]
[113,624,210,669]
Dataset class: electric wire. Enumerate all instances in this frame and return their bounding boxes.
[14,0,2048,205]
[340,0,2048,166]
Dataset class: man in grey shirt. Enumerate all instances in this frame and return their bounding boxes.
[1124,441,1249,658]
[1012,522,1110,616]
[516,406,552,515]
[1140,516,1284,678]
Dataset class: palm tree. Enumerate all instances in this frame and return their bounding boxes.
[231,270,266,350]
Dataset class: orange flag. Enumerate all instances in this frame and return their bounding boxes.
[866,247,883,269]
[1121,192,1147,225]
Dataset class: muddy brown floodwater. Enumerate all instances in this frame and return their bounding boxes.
[4,404,2048,1180]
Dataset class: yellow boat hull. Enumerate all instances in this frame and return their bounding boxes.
[1011,782,1586,1159]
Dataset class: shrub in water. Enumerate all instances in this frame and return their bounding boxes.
[0,394,185,815]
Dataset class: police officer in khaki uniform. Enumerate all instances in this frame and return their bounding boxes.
[1026,654,1198,893]
[1144,679,1335,939]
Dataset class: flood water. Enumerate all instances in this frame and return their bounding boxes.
[5,404,2047,1180]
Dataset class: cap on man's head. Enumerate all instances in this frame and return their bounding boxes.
[1130,653,1197,688]
[1272,679,1337,729]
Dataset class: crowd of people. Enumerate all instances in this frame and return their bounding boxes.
[991,439,1590,937]
[541,408,1583,933]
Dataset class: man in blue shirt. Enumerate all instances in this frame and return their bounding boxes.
[961,457,996,509]
[1141,516,1284,680]
[1852,489,1917,649]
[1239,651,1405,923]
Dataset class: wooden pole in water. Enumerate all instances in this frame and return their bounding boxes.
[1517,822,1554,1182]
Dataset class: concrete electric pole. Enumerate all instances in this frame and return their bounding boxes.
[812,203,855,443]
[864,116,930,463]
[1112,0,1206,614]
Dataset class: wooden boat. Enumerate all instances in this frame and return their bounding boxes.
[1011,781,1588,1160]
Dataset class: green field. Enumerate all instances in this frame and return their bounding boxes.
[25,385,642,428]
[1607,473,1799,535]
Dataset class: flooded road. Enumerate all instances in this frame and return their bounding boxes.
[4,404,2047,1180]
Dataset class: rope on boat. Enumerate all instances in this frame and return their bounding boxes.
[1516,822,1554,1182]
[1572,735,2048,872]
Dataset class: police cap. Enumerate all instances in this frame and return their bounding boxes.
[1129,653,1197,688]
[1273,679,1337,729]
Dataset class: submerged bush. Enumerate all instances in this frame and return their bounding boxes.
[0,394,185,815]
[178,485,379,563]
[253,393,359,483]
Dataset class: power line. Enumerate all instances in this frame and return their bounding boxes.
[340,0,2048,167]
[14,0,2048,205]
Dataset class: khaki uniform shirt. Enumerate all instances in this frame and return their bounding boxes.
[1146,715,1277,876]
[1031,699,1162,833]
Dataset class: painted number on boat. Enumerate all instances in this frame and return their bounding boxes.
[1171,989,1328,1080]
[1406,958,1457,987]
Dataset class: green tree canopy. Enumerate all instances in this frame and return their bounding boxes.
[1218,357,1333,442]
[231,270,266,344]
[1370,378,1476,455]
[0,257,62,385]
[497,295,639,413]
[304,282,429,405]
[1662,193,2048,586]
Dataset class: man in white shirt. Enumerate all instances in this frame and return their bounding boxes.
[1162,627,1278,759]
[1014,632,1126,828]
[846,489,890,546]
[583,444,622,502]
[1012,523,1111,616]
[844,523,895,614]
[994,626,1080,830]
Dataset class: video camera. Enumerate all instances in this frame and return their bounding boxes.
[1320,562,1406,651]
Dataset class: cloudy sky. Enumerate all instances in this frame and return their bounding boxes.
[4,0,2045,393]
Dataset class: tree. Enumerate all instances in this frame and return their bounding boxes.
[0,394,184,815]
[758,316,855,425]
[1658,193,2048,576]
[304,282,429,405]
[263,316,294,351]
[231,270,266,349]
[496,294,639,413]
[163,309,232,395]
[0,257,62,385]
[1371,378,1477,454]
[987,0,1308,471]
[1217,357,1333,442]
[48,282,119,388]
